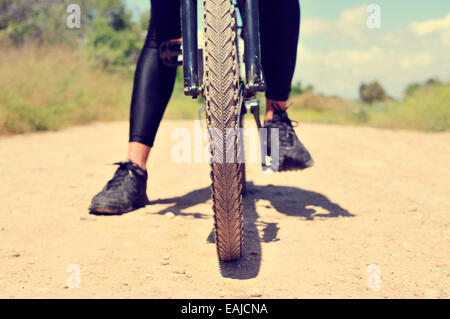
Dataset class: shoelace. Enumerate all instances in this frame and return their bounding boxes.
[105,162,132,190]
[275,111,299,147]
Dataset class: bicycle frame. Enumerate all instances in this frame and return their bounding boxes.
[181,0,266,98]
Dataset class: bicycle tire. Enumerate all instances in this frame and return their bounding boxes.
[203,0,243,261]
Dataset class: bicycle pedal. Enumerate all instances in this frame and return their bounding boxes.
[261,156,278,174]
[261,165,275,174]
[245,99,259,110]
[159,38,183,67]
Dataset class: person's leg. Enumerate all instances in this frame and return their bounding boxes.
[128,142,150,170]
[265,99,289,122]
[128,0,181,170]
[259,0,300,121]
[89,0,181,213]
[258,0,313,171]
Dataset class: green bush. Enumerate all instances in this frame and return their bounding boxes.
[404,78,442,97]
[291,81,314,96]
[0,0,84,46]
[87,18,141,71]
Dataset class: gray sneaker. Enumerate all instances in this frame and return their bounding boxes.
[89,161,150,214]
[264,111,314,172]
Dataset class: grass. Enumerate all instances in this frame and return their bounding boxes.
[0,46,448,135]
[365,84,450,131]
[288,85,450,132]
[0,46,132,134]
[0,46,201,135]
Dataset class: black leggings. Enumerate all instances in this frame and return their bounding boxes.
[130,0,301,147]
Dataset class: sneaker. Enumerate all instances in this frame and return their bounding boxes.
[89,160,150,214]
[264,111,314,172]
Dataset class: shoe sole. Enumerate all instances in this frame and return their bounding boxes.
[89,199,149,215]
[277,158,315,172]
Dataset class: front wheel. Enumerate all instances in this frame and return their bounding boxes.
[203,0,243,261]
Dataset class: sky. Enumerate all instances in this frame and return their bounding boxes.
[124,0,450,99]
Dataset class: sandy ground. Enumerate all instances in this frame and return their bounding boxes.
[0,120,449,298]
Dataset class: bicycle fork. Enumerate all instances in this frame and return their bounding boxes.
[180,0,266,98]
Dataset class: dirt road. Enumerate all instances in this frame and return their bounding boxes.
[0,120,449,298]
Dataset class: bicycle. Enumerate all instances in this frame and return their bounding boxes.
[161,0,276,261]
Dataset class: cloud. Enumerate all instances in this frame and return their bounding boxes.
[336,5,367,44]
[410,13,450,36]
[399,52,433,68]
[294,9,450,99]
[410,13,450,46]
[301,18,331,37]
[301,6,368,44]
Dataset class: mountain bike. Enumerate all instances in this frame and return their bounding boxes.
[161,0,272,261]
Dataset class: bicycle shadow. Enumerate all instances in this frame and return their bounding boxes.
[149,181,354,280]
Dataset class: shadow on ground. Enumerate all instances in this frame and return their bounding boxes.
[150,181,354,280]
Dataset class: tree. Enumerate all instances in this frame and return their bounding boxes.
[0,0,145,69]
[359,81,388,104]
[0,0,78,45]
[86,0,142,70]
